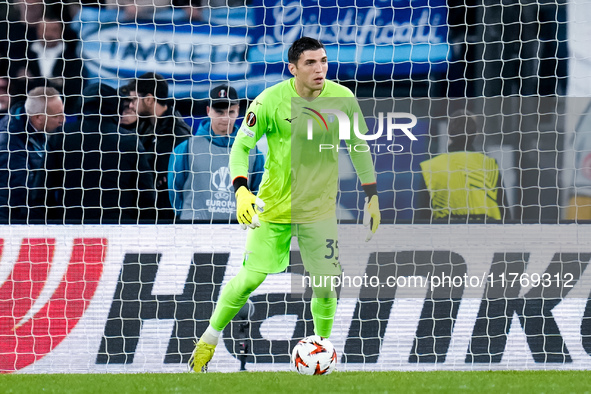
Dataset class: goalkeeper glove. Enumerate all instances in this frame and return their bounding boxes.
[235,186,265,230]
[363,195,380,241]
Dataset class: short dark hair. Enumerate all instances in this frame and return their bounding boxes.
[134,72,169,104]
[288,37,325,64]
[448,110,479,145]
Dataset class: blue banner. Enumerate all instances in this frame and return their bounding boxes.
[76,7,265,98]
[77,1,449,99]
[248,0,449,81]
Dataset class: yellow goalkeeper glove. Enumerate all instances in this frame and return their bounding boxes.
[235,186,265,230]
[363,195,380,241]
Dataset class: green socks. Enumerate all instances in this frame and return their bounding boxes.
[311,296,337,338]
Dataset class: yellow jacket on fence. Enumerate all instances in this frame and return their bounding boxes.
[420,151,503,220]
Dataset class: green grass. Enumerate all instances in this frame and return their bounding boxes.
[2,371,591,394]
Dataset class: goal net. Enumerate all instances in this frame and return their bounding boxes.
[1,0,588,374]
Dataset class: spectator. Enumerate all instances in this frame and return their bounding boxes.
[207,0,248,7]
[46,82,156,223]
[0,77,10,115]
[105,0,172,20]
[415,110,508,222]
[128,72,191,221]
[0,86,64,222]
[14,0,79,25]
[7,3,85,114]
[172,0,247,23]
[168,84,264,221]
[0,3,20,105]
[118,84,139,133]
[173,0,205,22]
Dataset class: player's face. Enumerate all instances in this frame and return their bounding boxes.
[207,104,239,136]
[289,48,328,97]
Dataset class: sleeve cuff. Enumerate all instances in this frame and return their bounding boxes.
[233,176,248,192]
[362,183,378,199]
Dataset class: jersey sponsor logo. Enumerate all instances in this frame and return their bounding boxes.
[284,117,298,123]
[240,125,254,138]
[246,111,257,127]
[255,100,262,106]
[0,238,106,372]
[244,250,250,261]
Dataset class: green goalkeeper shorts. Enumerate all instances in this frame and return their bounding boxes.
[242,216,341,276]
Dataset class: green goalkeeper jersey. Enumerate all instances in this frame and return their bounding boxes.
[230,78,376,224]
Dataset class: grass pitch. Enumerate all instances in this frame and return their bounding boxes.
[2,371,591,393]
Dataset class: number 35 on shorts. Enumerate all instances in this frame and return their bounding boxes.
[325,239,339,260]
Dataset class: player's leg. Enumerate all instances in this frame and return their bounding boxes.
[209,267,267,335]
[297,217,341,338]
[189,267,267,372]
[190,221,292,372]
[310,276,338,338]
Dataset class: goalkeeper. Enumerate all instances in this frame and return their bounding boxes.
[190,37,380,372]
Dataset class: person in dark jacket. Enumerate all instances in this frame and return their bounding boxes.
[6,3,85,114]
[0,86,65,222]
[46,82,156,223]
[128,72,191,221]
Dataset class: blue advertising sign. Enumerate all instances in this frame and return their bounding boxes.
[248,0,449,81]
[76,7,262,98]
[77,1,449,99]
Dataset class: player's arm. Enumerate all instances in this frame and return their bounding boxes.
[229,137,251,187]
[348,141,381,241]
[248,147,265,194]
[230,98,267,229]
[346,98,380,240]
